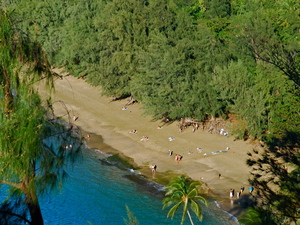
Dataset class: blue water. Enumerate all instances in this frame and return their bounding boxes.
[0,139,237,225]
[36,144,237,225]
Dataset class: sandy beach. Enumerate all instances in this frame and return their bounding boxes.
[38,72,257,217]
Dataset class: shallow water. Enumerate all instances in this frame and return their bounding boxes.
[37,145,237,225]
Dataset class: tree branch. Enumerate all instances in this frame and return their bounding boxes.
[0,210,32,224]
[0,180,21,189]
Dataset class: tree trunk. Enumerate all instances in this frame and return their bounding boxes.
[26,191,44,225]
[187,210,194,225]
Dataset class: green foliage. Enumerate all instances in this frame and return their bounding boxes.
[238,207,277,225]
[181,0,206,20]
[86,0,148,97]
[163,175,207,224]
[5,0,70,64]
[204,0,232,19]
[61,0,106,76]
[132,9,225,121]
[213,60,254,110]
[232,4,300,86]
[4,0,299,140]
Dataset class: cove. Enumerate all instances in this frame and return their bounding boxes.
[38,144,238,225]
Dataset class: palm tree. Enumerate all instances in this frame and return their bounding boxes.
[163,175,207,225]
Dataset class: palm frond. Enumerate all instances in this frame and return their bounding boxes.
[167,201,182,219]
[194,195,208,206]
[181,197,188,224]
[190,199,203,221]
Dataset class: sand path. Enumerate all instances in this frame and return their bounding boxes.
[38,73,255,216]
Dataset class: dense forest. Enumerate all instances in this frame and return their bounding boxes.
[2,0,299,140]
[1,0,299,224]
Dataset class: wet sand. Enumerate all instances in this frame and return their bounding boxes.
[38,72,257,218]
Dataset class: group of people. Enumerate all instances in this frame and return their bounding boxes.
[175,154,183,164]
[128,129,149,141]
[230,187,246,199]
[149,150,183,175]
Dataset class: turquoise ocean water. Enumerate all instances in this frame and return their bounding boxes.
[0,140,238,224]
[38,141,238,225]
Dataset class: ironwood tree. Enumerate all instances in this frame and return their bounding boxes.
[0,10,82,225]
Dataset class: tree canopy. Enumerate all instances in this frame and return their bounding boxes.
[4,0,299,139]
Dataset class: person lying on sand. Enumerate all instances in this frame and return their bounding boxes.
[129,129,137,134]
[140,136,149,141]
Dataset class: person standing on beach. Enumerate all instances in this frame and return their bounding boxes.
[175,154,181,164]
[241,187,244,193]
[150,165,157,174]
[249,186,254,194]
[152,165,157,174]
[230,189,234,198]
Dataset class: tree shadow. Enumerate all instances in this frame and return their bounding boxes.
[228,194,256,217]
[246,130,300,223]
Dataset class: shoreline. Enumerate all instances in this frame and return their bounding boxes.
[83,130,253,220]
[38,73,257,218]
[82,136,240,225]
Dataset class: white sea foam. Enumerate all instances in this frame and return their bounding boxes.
[224,211,239,224]
[93,148,112,157]
[214,200,221,208]
[214,201,240,224]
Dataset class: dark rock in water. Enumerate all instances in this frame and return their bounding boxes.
[124,174,148,185]
[106,154,137,171]
[100,160,113,166]
[124,174,165,197]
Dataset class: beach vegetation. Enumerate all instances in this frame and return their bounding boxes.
[163,175,207,225]
[0,10,83,224]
